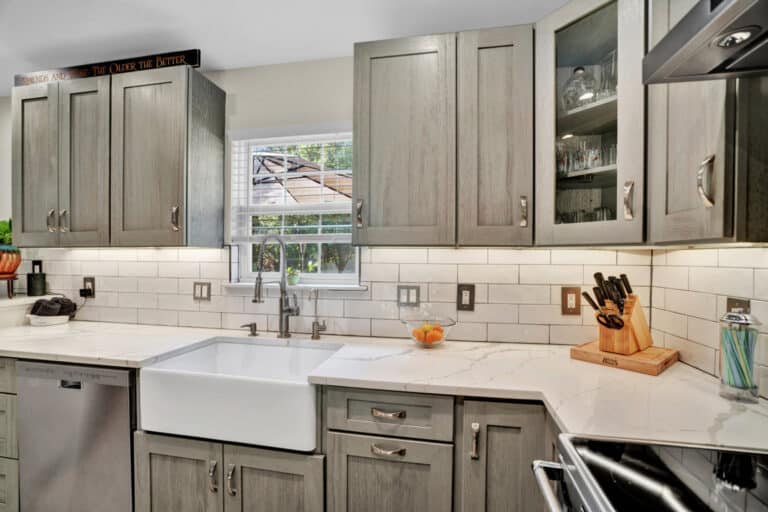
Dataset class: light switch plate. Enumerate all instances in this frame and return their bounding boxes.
[726,297,750,313]
[457,284,475,311]
[193,281,212,301]
[561,286,581,315]
[397,285,420,307]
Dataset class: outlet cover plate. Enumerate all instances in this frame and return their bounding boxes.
[397,285,420,307]
[193,282,212,301]
[83,277,96,298]
[457,284,475,311]
[561,286,581,315]
[726,297,750,313]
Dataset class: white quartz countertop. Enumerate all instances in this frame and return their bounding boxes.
[0,321,766,452]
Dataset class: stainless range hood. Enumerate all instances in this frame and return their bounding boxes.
[644,0,768,84]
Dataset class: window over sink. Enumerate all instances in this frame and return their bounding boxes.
[230,133,358,285]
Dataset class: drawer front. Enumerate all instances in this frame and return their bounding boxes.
[326,388,454,441]
[0,458,18,512]
[0,360,15,395]
[0,396,16,460]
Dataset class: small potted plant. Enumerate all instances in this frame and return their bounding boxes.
[286,266,300,286]
[0,220,20,276]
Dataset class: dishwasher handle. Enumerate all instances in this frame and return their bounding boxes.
[532,460,564,512]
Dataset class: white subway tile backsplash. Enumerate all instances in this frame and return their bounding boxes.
[344,300,400,319]
[617,250,652,266]
[551,250,616,265]
[200,262,229,280]
[519,265,581,285]
[138,309,179,327]
[488,323,549,344]
[653,266,689,290]
[98,307,138,324]
[718,248,768,268]
[361,263,399,282]
[448,323,487,342]
[400,264,455,283]
[664,289,717,321]
[81,261,119,277]
[653,308,688,338]
[459,304,518,324]
[488,249,550,265]
[428,248,487,264]
[488,285,550,304]
[458,265,518,284]
[157,294,199,312]
[754,270,768,300]
[549,325,595,345]
[99,249,138,261]
[666,249,718,267]
[99,277,138,293]
[179,311,221,329]
[520,305,582,325]
[177,248,226,262]
[371,319,405,338]
[664,334,716,375]
[687,317,719,350]
[199,296,245,314]
[138,278,179,294]
[221,313,268,331]
[689,267,753,297]
[119,293,159,309]
[370,248,427,264]
[118,262,158,278]
[135,248,180,262]
[158,262,200,279]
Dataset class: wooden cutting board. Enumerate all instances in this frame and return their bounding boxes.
[571,340,679,376]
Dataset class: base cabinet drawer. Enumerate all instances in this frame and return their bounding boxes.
[0,458,18,512]
[326,387,454,441]
[0,396,16,460]
[327,431,453,512]
[0,361,15,395]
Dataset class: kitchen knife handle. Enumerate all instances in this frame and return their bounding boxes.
[594,272,606,290]
[582,292,599,311]
[620,274,633,295]
[593,287,606,307]
[610,276,626,299]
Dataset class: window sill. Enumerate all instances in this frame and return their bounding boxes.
[223,282,368,293]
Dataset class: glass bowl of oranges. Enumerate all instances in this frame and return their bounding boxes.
[402,317,455,348]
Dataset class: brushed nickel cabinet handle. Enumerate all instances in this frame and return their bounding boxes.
[371,444,407,457]
[371,407,406,420]
[696,155,715,208]
[623,181,634,220]
[226,464,237,496]
[519,196,529,228]
[208,460,218,493]
[59,209,69,232]
[470,422,480,460]
[170,206,181,231]
[356,199,364,228]
[46,209,57,232]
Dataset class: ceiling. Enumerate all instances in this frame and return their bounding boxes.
[0,0,569,96]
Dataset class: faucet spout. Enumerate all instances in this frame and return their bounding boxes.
[252,234,300,337]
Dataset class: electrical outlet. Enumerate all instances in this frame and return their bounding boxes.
[561,286,581,315]
[397,285,420,307]
[457,284,475,311]
[726,297,750,313]
[80,277,96,298]
[193,281,211,301]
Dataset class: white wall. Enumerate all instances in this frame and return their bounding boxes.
[0,96,11,220]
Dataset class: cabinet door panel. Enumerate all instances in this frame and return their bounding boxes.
[134,432,223,512]
[648,0,733,243]
[458,25,533,245]
[59,76,110,246]
[353,34,456,245]
[327,431,452,512]
[111,67,187,246]
[11,83,59,247]
[223,444,323,512]
[458,401,545,512]
[0,458,18,512]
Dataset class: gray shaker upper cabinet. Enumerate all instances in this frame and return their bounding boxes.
[647,0,768,244]
[353,34,456,246]
[457,25,534,246]
[535,0,645,245]
[11,83,59,247]
[111,66,225,247]
[58,76,111,246]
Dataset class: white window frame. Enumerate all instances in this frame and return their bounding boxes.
[230,132,358,285]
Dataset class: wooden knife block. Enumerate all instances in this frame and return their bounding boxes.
[597,296,652,355]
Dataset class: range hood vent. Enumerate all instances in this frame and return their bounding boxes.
[644,0,768,84]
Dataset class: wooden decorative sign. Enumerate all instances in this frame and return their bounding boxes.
[14,49,201,86]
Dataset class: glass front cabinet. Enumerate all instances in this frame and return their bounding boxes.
[535,0,645,245]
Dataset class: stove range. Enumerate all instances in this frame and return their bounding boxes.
[534,434,768,512]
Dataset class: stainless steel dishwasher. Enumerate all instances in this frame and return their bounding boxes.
[16,361,134,512]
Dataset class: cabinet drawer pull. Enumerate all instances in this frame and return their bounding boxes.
[208,460,218,493]
[46,209,57,233]
[226,464,237,496]
[356,199,364,228]
[371,444,407,457]
[170,206,181,232]
[470,422,480,460]
[696,155,715,208]
[519,196,529,228]
[371,407,406,420]
[623,181,634,220]
[59,209,69,233]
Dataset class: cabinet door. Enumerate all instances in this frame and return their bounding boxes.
[353,34,456,246]
[58,76,110,246]
[535,0,645,245]
[11,83,59,247]
[458,401,545,512]
[111,67,187,246]
[648,0,734,243]
[0,458,18,512]
[0,395,17,460]
[134,432,223,512]
[223,444,323,512]
[457,25,534,246]
[327,431,452,512]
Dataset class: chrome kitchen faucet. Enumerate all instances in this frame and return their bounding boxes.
[253,235,300,338]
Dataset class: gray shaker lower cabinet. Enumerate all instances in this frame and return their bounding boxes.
[134,432,224,512]
[457,401,545,512]
[223,444,324,512]
[0,458,18,512]
[327,431,453,512]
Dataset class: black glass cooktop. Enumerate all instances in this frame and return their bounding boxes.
[572,439,768,512]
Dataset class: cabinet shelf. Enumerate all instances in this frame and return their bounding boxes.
[557,95,617,136]
[558,164,617,180]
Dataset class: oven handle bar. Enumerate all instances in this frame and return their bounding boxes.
[532,460,564,512]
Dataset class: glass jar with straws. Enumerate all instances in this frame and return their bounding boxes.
[719,310,761,403]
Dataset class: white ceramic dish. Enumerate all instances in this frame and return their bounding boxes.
[26,314,70,327]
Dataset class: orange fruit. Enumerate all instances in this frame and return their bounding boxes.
[433,324,443,333]
[426,330,442,343]
[412,328,426,342]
